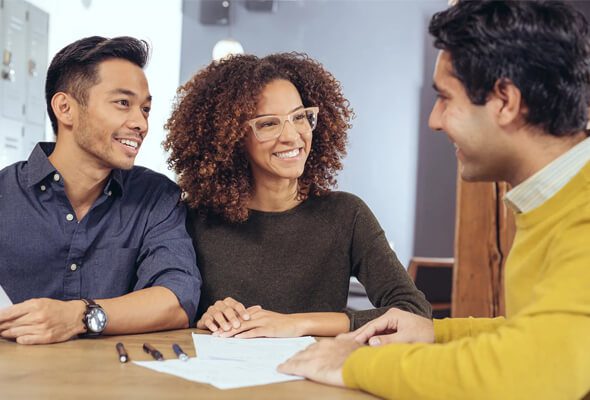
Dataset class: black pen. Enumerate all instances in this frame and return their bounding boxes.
[143,342,164,361]
[172,343,189,361]
[116,342,129,363]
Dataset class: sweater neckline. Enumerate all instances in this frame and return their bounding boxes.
[248,196,314,217]
[515,161,590,228]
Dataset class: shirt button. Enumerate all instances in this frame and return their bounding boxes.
[66,213,74,221]
[53,173,60,182]
[107,190,112,197]
[70,263,78,271]
[40,185,46,191]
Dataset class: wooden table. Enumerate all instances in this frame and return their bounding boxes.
[0,329,378,399]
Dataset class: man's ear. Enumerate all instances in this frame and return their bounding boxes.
[51,92,77,129]
[489,78,525,127]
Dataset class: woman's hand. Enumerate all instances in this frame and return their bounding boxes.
[196,297,255,333]
[213,307,305,338]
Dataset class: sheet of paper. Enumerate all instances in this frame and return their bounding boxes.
[192,333,316,364]
[134,358,303,389]
[0,284,12,309]
[133,333,316,389]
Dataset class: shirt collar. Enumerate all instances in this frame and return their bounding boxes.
[26,142,58,188]
[505,136,590,213]
[106,169,124,197]
[25,142,125,196]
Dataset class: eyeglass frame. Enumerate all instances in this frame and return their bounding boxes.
[246,106,319,142]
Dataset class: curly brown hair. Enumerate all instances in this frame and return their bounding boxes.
[164,52,353,223]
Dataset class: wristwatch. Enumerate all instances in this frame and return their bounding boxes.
[81,299,108,336]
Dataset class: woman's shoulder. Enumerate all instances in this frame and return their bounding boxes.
[311,190,368,209]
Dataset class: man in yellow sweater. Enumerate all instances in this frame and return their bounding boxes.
[279,1,590,399]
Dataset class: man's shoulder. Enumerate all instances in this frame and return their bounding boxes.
[0,160,27,185]
[120,166,179,196]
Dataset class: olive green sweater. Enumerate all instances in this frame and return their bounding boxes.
[189,191,431,330]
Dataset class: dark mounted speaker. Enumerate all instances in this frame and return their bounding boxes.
[245,0,276,12]
[200,0,230,25]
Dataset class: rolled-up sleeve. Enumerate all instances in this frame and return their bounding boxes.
[134,189,201,326]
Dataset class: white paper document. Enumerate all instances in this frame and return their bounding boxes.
[192,333,316,364]
[134,334,316,390]
[0,285,12,309]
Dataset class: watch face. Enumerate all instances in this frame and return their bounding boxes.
[86,308,108,333]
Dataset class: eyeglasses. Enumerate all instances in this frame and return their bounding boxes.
[246,107,319,142]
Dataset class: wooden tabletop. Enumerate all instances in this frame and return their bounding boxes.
[0,329,378,400]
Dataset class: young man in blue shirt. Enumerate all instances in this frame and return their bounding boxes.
[0,36,201,344]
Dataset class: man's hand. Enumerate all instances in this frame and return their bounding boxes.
[277,338,362,386]
[0,298,86,344]
[338,307,435,346]
[214,307,304,338]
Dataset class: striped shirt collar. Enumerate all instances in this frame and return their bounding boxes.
[504,136,590,213]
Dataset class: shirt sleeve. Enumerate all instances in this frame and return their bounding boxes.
[134,188,202,326]
[433,317,505,343]
[347,196,432,330]
[342,217,590,400]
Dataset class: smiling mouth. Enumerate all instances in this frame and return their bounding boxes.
[114,138,141,151]
[273,148,301,159]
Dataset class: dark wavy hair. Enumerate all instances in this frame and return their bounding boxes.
[45,36,150,134]
[164,53,353,223]
[429,0,590,136]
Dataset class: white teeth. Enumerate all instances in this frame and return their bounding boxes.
[274,148,300,159]
[119,139,138,149]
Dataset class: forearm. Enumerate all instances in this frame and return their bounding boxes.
[343,313,590,400]
[295,312,350,337]
[434,316,504,343]
[98,286,189,335]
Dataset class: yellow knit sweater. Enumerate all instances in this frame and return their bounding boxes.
[342,161,590,400]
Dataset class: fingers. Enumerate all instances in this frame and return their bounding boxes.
[229,300,250,321]
[0,324,39,339]
[0,302,32,324]
[277,343,318,375]
[213,320,256,338]
[353,317,397,344]
[16,335,43,345]
[234,327,266,339]
[214,309,269,338]
[367,333,398,346]
[246,305,262,314]
[197,298,250,333]
[196,315,220,332]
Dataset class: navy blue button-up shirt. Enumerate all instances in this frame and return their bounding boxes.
[0,143,201,324]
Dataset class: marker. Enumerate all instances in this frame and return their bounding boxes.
[172,343,189,361]
[143,343,164,361]
[116,342,129,363]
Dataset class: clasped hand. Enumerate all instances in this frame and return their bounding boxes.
[196,297,303,338]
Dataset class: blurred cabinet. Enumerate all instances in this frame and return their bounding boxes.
[0,0,48,168]
[408,257,453,319]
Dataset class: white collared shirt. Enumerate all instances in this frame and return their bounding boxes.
[504,136,590,213]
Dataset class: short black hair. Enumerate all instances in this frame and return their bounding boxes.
[429,0,590,136]
[45,36,150,134]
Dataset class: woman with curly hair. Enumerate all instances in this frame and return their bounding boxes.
[164,53,431,338]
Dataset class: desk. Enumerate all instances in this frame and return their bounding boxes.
[0,329,378,400]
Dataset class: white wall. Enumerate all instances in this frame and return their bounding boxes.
[27,0,182,179]
[180,0,451,266]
